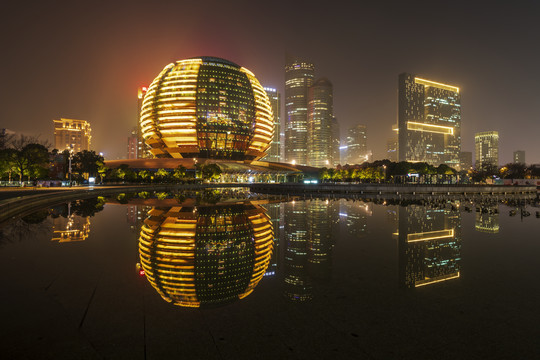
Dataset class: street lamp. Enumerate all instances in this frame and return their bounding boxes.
[383,165,387,183]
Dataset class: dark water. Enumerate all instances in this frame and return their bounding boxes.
[1,194,539,359]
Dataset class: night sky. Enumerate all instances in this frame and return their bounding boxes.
[1,0,539,164]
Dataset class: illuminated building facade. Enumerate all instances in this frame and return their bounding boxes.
[264,87,281,162]
[475,131,499,170]
[346,124,368,164]
[283,200,337,301]
[513,150,525,165]
[138,203,273,307]
[460,151,473,171]
[53,118,91,152]
[285,56,315,165]
[397,206,461,288]
[307,78,333,167]
[140,57,273,161]
[475,209,499,233]
[397,73,461,168]
[330,117,340,166]
[137,87,151,159]
[127,127,138,159]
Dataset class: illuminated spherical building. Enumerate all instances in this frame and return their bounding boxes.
[138,203,274,307]
[140,57,274,161]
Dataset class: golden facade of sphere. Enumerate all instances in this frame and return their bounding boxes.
[138,203,274,308]
[140,57,274,161]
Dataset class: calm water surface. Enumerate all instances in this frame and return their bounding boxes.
[1,194,539,359]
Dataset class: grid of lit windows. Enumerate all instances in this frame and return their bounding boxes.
[138,203,273,307]
[140,57,273,160]
[397,73,461,168]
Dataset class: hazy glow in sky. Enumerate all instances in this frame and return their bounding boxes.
[1,0,539,164]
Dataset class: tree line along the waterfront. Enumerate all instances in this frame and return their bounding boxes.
[0,135,538,185]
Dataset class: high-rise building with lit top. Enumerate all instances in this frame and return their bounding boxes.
[397,73,461,168]
[346,124,368,164]
[513,150,525,165]
[53,118,91,152]
[264,87,281,162]
[475,131,499,170]
[307,78,333,167]
[285,56,314,165]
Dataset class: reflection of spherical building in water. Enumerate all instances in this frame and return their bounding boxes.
[140,57,274,161]
[138,203,273,307]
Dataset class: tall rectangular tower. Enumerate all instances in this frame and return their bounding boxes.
[264,87,281,162]
[137,86,151,159]
[475,131,499,170]
[307,78,333,167]
[346,124,368,164]
[53,118,91,153]
[397,73,461,168]
[285,56,314,165]
[513,150,525,164]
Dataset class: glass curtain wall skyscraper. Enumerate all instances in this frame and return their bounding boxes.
[346,124,368,164]
[397,73,461,168]
[264,87,281,162]
[285,56,314,165]
[307,78,333,167]
[137,86,151,159]
[475,131,499,170]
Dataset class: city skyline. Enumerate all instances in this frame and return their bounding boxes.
[1,1,539,164]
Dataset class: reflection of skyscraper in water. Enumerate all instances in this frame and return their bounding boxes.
[475,208,499,233]
[51,203,91,243]
[264,202,283,277]
[283,199,338,301]
[339,201,372,237]
[126,204,152,232]
[398,206,461,288]
[138,203,273,308]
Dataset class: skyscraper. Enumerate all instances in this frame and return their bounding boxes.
[285,56,314,165]
[137,86,150,159]
[398,205,462,288]
[307,78,333,167]
[475,131,499,170]
[127,127,138,159]
[264,87,281,162]
[330,117,340,166]
[513,150,525,164]
[53,118,91,152]
[397,73,461,168]
[346,124,368,164]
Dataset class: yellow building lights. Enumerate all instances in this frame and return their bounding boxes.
[138,203,273,307]
[406,121,454,135]
[140,57,274,161]
[414,77,460,93]
[415,272,461,287]
[407,229,455,243]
